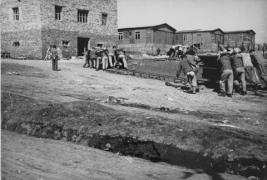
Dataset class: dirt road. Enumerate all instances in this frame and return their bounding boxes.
[1,59,267,179]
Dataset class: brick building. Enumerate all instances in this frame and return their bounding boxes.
[175,28,225,52]
[1,0,118,59]
[224,30,256,48]
[118,23,176,55]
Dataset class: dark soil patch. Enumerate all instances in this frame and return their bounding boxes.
[1,92,267,179]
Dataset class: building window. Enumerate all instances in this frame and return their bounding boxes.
[239,34,243,40]
[102,13,107,25]
[135,31,140,40]
[119,32,123,40]
[77,10,88,23]
[13,41,20,46]
[197,34,202,42]
[12,7,19,20]
[227,35,232,40]
[183,35,188,41]
[175,34,179,41]
[231,41,235,47]
[62,41,70,47]
[55,6,62,20]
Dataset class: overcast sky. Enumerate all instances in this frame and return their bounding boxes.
[117,0,267,44]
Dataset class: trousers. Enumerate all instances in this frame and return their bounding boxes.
[52,59,58,70]
[220,69,233,95]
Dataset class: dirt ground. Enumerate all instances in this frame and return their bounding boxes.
[1,59,267,179]
[2,130,247,180]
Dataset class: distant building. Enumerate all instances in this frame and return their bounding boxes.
[1,0,118,59]
[175,28,225,52]
[118,23,176,55]
[224,30,256,49]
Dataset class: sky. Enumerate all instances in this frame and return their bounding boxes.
[117,0,267,44]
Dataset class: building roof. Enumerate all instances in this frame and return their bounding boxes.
[175,28,224,34]
[224,30,256,34]
[118,23,176,32]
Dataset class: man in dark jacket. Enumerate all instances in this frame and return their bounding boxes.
[83,49,91,68]
[217,49,233,97]
[176,54,200,94]
[51,45,59,71]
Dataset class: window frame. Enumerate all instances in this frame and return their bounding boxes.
[12,7,19,20]
[197,34,202,42]
[62,40,70,47]
[239,34,243,40]
[227,34,232,40]
[55,5,62,21]
[118,32,123,40]
[135,31,141,40]
[77,9,89,23]
[13,41,20,47]
[183,34,188,41]
[101,13,107,25]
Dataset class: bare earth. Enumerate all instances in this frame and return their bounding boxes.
[1,59,267,180]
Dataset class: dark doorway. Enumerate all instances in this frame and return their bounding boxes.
[77,37,90,56]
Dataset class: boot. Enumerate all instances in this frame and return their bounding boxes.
[192,87,196,94]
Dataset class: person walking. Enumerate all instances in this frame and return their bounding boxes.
[51,45,59,71]
[231,48,247,95]
[217,49,233,97]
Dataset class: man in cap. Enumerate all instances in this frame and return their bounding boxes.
[217,48,234,97]
[231,47,247,95]
[51,45,59,71]
[176,50,200,94]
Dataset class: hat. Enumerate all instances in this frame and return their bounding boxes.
[234,48,241,53]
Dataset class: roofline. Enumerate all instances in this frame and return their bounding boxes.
[175,28,225,34]
[118,23,176,32]
[224,30,256,34]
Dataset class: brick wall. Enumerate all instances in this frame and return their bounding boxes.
[2,30,42,59]
[1,0,118,59]
[41,29,117,58]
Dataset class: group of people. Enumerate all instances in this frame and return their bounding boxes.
[217,47,264,97]
[176,46,266,96]
[168,45,195,59]
[83,46,128,71]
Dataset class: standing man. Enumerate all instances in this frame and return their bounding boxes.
[83,48,90,68]
[51,45,59,71]
[95,47,103,71]
[157,48,161,56]
[217,49,233,97]
[231,48,247,95]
